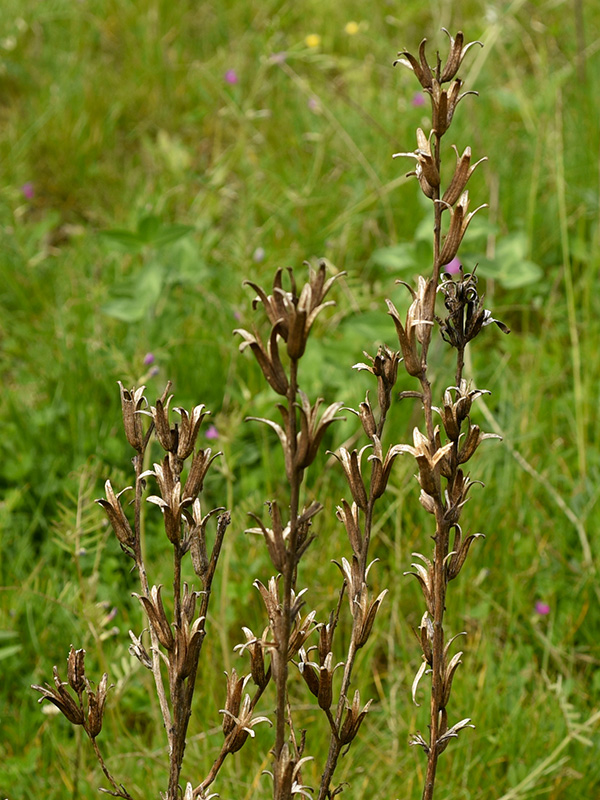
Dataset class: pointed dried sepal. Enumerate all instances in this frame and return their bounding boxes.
[67,646,86,693]
[409,731,430,754]
[417,611,434,664]
[133,585,174,651]
[183,448,221,500]
[393,128,440,189]
[32,665,85,725]
[394,38,433,89]
[339,690,372,744]
[386,277,435,376]
[287,608,317,661]
[429,79,478,137]
[234,626,269,689]
[446,525,485,580]
[458,424,501,464]
[353,346,401,419]
[295,393,345,470]
[353,586,388,648]
[146,457,191,544]
[220,693,272,754]
[440,29,483,83]
[336,499,363,557]
[234,327,289,396]
[436,717,475,754]
[247,501,289,574]
[151,394,177,453]
[395,427,454,498]
[404,552,434,615]
[442,146,487,208]
[221,670,251,735]
[85,672,110,738]
[174,405,208,460]
[438,191,488,267]
[368,437,405,499]
[411,659,430,707]
[330,446,370,510]
[95,481,135,551]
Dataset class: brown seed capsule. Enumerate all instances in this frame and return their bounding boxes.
[67,646,86,694]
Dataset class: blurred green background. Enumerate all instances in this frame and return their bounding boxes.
[1,0,599,797]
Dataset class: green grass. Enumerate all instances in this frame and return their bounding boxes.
[1,0,599,797]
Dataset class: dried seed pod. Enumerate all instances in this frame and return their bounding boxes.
[440,29,483,83]
[336,499,363,557]
[220,694,271,754]
[133,585,174,651]
[95,481,135,551]
[330,447,370,511]
[221,670,250,735]
[339,690,372,745]
[32,665,85,726]
[118,383,147,452]
[67,646,86,694]
[85,672,109,738]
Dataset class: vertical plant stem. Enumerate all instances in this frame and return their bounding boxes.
[133,450,173,751]
[422,514,448,800]
[275,358,300,757]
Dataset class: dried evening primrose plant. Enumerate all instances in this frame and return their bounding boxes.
[33,382,231,800]
[388,30,509,800]
[31,29,509,800]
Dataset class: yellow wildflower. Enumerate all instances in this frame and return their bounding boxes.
[305,34,321,48]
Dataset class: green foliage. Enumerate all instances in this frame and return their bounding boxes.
[1,0,600,798]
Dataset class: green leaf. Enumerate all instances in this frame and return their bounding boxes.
[150,224,194,248]
[474,233,543,288]
[100,229,145,253]
[102,262,165,321]
[370,243,417,272]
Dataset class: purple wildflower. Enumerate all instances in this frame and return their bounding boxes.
[205,424,219,440]
[224,69,238,85]
[412,92,426,107]
[443,256,462,275]
[535,601,550,616]
[143,352,155,366]
[21,182,34,200]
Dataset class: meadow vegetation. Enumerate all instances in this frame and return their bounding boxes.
[1,0,599,797]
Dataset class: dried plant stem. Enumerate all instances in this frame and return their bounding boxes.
[275,359,301,757]
[89,737,132,799]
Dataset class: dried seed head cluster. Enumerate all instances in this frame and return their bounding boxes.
[32,646,109,739]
